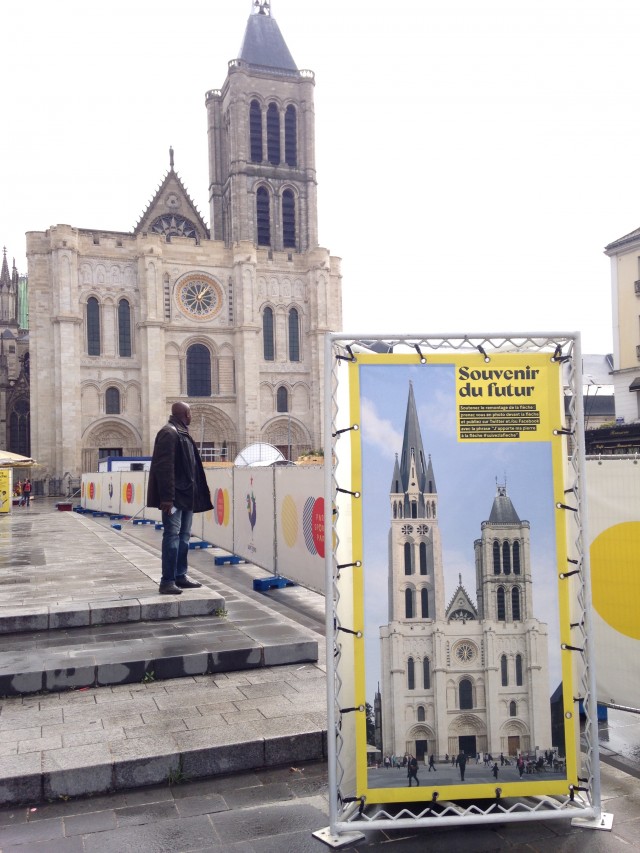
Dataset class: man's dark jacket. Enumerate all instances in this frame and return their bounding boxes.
[147,416,213,513]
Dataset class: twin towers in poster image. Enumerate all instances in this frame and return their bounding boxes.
[372,380,553,776]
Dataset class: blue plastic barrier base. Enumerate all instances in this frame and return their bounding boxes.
[133,519,154,525]
[214,555,246,566]
[189,541,213,550]
[111,523,122,530]
[154,523,163,530]
[253,576,296,591]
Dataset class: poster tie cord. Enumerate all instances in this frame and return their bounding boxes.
[551,346,571,363]
[340,705,365,714]
[556,502,577,512]
[336,345,356,362]
[337,487,361,498]
[337,561,361,570]
[341,796,366,815]
[553,428,574,436]
[476,344,490,362]
[559,570,580,579]
[567,558,579,564]
[413,344,427,363]
[336,626,363,638]
[569,785,589,801]
[562,643,584,652]
[333,424,359,437]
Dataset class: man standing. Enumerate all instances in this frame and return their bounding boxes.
[458,751,467,781]
[147,402,213,594]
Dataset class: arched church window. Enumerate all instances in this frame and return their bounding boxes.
[431,501,436,518]
[419,542,427,575]
[493,541,501,574]
[105,387,120,415]
[87,297,101,356]
[501,654,508,686]
[407,656,415,689]
[417,705,425,722]
[9,398,29,456]
[256,187,271,246]
[118,299,131,357]
[393,502,397,519]
[398,504,403,519]
[263,307,274,361]
[284,104,297,166]
[512,587,521,621]
[459,678,473,710]
[497,587,506,621]
[421,588,429,618]
[276,386,288,413]
[515,654,523,686]
[404,542,413,576]
[267,102,280,165]
[423,657,430,689]
[502,541,511,574]
[411,501,417,519]
[513,541,521,574]
[187,344,211,396]
[405,587,414,618]
[282,190,296,249]
[250,100,262,163]
[509,700,517,717]
[288,307,300,361]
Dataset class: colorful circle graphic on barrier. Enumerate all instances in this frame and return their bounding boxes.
[122,482,135,504]
[214,488,230,526]
[281,495,298,547]
[88,482,95,501]
[311,497,324,558]
[591,521,640,640]
[81,482,85,497]
[302,496,317,555]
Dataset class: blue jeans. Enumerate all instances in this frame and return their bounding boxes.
[160,508,193,584]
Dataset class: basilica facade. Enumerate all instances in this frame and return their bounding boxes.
[26,1,341,478]
[379,384,552,760]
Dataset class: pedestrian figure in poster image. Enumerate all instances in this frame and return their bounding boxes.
[492,762,499,780]
[147,402,212,594]
[428,755,436,772]
[407,755,420,786]
[458,751,467,781]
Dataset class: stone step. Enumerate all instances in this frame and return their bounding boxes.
[0,614,318,697]
[0,665,328,805]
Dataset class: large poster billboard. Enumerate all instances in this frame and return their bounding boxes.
[326,336,593,830]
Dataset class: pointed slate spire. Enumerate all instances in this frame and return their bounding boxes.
[488,482,521,524]
[399,382,429,493]
[238,1,298,71]
[0,248,10,290]
[390,453,401,493]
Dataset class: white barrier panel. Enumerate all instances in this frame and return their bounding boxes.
[120,473,147,519]
[81,473,102,511]
[275,465,325,593]
[587,457,640,710]
[233,467,275,571]
[100,472,121,515]
[201,468,234,552]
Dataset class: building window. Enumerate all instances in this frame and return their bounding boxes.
[513,541,521,574]
[493,541,500,574]
[282,190,296,248]
[250,100,262,163]
[9,398,29,456]
[411,501,417,519]
[87,297,100,355]
[263,307,274,361]
[284,104,297,166]
[502,541,511,574]
[497,586,506,621]
[276,386,288,412]
[417,705,425,722]
[405,587,414,618]
[187,343,211,396]
[407,657,415,690]
[423,657,430,689]
[266,102,280,165]
[512,587,521,621]
[459,678,473,710]
[118,299,131,357]
[404,542,413,575]
[105,387,120,414]
[515,654,523,686]
[257,186,271,246]
[501,654,508,686]
[419,542,427,574]
[288,307,300,361]
[509,700,517,717]
[420,588,429,618]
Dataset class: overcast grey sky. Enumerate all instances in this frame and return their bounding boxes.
[2,0,639,353]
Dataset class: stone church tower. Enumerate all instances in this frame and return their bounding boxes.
[0,248,29,456]
[379,383,551,761]
[26,0,341,478]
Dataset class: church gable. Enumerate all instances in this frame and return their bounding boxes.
[446,577,478,622]
[133,153,209,244]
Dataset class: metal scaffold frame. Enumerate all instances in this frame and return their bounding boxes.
[316,332,609,848]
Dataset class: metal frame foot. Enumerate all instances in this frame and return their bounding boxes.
[571,812,614,831]
[312,827,366,848]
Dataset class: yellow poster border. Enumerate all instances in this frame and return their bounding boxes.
[346,352,578,804]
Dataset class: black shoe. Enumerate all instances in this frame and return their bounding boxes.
[175,577,202,589]
[159,583,183,595]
